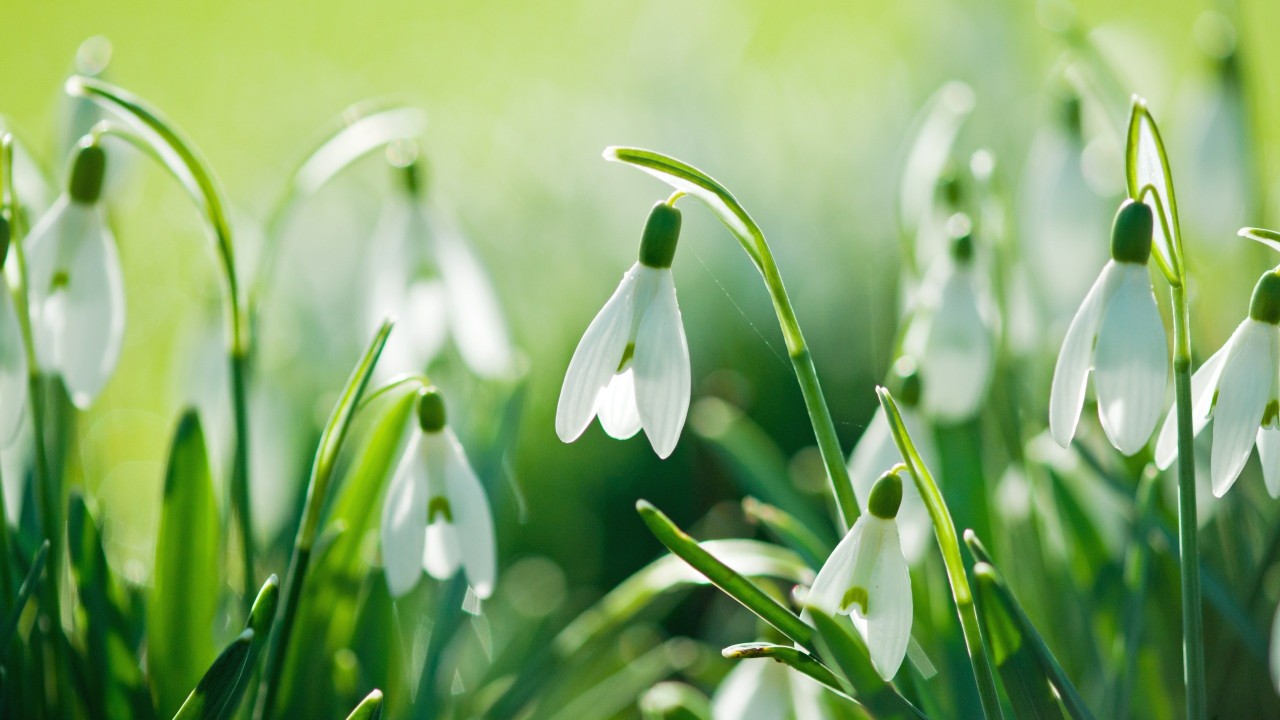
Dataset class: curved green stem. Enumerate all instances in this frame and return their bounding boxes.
[1170,284,1205,720]
[605,147,859,530]
[64,76,258,599]
[877,387,1004,720]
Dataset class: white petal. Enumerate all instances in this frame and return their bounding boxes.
[401,280,450,371]
[710,656,791,720]
[1093,265,1168,455]
[1049,261,1123,447]
[1210,320,1274,496]
[381,433,427,597]
[24,198,74,374]
[1154,340,1231,469]
[423,518,462,581]
[632,268,690,459]
[1257,428,1280,499]
[807,519,867,615]
[437,229,515,378]
[860,519,912,680]
[441,429,497,598]
[555,267,638,443]
[848,406,933,564]
[0,281,28,445]
[595,368,641,439]
[919,267,992,422]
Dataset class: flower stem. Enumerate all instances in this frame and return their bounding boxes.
[1170,282,1205,720]
[878,387,1004,720]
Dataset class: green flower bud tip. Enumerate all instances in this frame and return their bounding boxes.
[1110,200,1153,265]
[638,201,682,269]
[1249,270,1280,325]
[68,141,107,204]
[868,471,903,519]
[890,357,922,408]
[417,387,447,432]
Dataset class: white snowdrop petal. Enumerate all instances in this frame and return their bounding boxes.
[920,267,992,422]
[381,434,428,597]
[864,520,912,680]
[0,284,28,445]
[58,210,125,408]
[438,231,515,378]
[633,269,690,459]
[23,197,74,374]
[1210,321,1273,497]
[398,280,450,373]
[1093,265,1168,455]
[423,520,462,581]
[807,520,866,616]
[555,267,637,443]
[1050,262,1122,447]
[595,368,642,439]
[1257,427,1280,499]
[1154,342,1230,469]
[442,430,497,598]
[710,656,791,720]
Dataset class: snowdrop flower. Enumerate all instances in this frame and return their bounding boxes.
[848,360,938,564]
[1050,200,1168,455]
[711,657,829,720]
[807,471,912,680]
[24,140,124,408]
[903,220,996,422]
[381,387,496,599]
[369,156,514,379]
[0,217,29,444]
[556,201,689,458]
[1154,269,1280,497]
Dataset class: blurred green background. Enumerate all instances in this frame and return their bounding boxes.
[0,0,1274,602]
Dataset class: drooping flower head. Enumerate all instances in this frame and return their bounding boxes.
[1050,199,1168,455]
[556,200,690,458]
[848,358,938,564]
[903,216,996,423]
[1156,269,1280,497]
[0,215,29,444]
[24,139,125,408]
[381,386,496,599]
[807,470,912,680]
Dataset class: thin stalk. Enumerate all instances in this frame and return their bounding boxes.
[1170,283,1205,720]
[878,387,1003,720]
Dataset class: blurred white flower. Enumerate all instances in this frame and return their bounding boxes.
[24,142,124,408]
[712,657,830,720]
[381,388,496,599]
[807,472,912,680]
[369,160,514,380]
[0,218,28,445]
[1155,270,1280,497]
[847,360,937,564]
[903,220,996,423]
[1050,200,1167,455]
[556,202,689,459]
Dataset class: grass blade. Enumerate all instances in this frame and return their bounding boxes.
[970,563,1066,720]
[172,630,255,720]
[344,689,383,720]
[721,642,846,696]
[0,539,47,649]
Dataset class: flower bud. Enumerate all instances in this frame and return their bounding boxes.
[68,141,107,204]
[638,202,682,269]
[417,386,447,433]
[1109,200,1154,265]
[868,471,904,519]
[1249,270,1280,325]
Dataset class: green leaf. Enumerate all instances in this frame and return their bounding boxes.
[150,410,222,718]
[635,500,813,648]
[721,642,846,697]
[965,533,1095,720]
[741,497,831,570]
[1240,227,1280,254]
[807,608,928,720]
[172,629,255,720]
[219,575,279,718]
[1124,97,1182,284]
[0,539,47,649]
[344,689,383,720]
[971,565,1066,720]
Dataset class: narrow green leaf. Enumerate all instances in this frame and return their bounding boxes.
[0,539,47,649]
[971,564,1066,720]
[1240,227,1280,254]
[344,689,383,720]
[721,643,846,697]
[635,500,813,648]
[741,497,830,570]
[150,410,222,718]
[807,608,928,720]
[965,533,1096,720]
[219,575,279,718]
[172,629,254,720]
